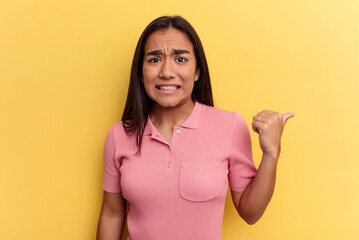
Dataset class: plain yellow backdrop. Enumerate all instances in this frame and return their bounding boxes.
[1,0,358,239]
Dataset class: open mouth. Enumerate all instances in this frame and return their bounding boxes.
[156,85,180,91]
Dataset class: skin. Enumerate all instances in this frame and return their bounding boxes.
[142,28,200,142]
[97,191,126,240]
[231,111,294,224]
[97,28,294,239]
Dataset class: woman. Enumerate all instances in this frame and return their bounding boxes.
[97,16,293,240]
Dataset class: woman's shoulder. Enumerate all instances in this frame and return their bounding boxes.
[199,103,248,130]
[200,103,243,121]
[107,121,136,143]
[108,121,125,133]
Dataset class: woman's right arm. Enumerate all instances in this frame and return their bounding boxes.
[97,191,127,240]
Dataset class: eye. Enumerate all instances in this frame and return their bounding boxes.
[176,57,187,63]
[148,58,160,63]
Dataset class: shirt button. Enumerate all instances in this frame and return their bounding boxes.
[167,162,172,168]
[176,129,181,135]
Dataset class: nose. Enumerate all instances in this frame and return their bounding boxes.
[159,59,175,79]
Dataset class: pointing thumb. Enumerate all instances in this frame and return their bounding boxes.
[283,112,294,125]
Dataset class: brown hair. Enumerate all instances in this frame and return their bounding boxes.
[122,15,214,150]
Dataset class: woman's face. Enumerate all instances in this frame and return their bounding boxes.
[142,28,200,110]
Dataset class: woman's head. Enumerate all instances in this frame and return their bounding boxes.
[122,16,213,149]
[142,28,200,110]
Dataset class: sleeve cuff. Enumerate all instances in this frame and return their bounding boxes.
[229,174,254,192]
[102,174,122,193]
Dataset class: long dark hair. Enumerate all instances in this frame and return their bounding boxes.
[122,15,214,150]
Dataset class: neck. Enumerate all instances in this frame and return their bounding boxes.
[150,100,195,128]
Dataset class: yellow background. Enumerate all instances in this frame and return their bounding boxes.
[1,0,358,239]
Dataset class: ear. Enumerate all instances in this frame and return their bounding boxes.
[194,68,200,81]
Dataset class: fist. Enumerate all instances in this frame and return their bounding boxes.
[252,111,294,159]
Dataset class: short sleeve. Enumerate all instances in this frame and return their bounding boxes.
[102,126,122,193]
[229,113,257,192]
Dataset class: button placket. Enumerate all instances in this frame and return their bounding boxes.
[165,127,182,174]
[171,127,181,146]
[165,145,174,174]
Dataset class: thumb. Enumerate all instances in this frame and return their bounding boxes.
[283,112,294,125]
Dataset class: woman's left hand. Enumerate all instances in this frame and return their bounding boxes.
[235,111,294,224]
[252,111,294,160]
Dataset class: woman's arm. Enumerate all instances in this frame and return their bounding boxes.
[231,111,294,225]
[231,153,278,224]
[97,191,127,240]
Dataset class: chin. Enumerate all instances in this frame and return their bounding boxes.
[153,97,188,109]
[150,94,192,110]
[156,101,180,109]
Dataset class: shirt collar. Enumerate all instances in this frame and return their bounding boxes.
[143,101,203,136]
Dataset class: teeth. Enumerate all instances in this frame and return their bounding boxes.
[159,86,178,90]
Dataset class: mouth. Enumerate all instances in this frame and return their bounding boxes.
[156,85,181,91]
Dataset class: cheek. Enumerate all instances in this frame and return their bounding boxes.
[142,66,157,81]
[143,80,152,95]
[183,69,198,83]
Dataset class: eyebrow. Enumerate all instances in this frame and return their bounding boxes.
[146,49,190,56]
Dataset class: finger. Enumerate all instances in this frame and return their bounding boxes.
[252,121,266,134]
[253,115,271,123]
[257,111,277,117]
[256,112,283,126]
[282,112,294,125]
[260,110,278,115]
[252,121,259,134]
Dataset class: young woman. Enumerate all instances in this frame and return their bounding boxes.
[97,16,293,240]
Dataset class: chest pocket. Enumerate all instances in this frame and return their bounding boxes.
[179,163,224,202]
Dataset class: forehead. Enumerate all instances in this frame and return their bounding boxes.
[144,28,194,52]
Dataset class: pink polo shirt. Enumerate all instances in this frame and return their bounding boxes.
[102,102,257,240]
